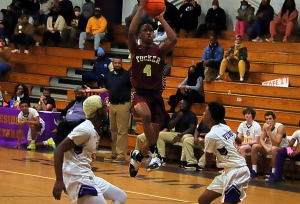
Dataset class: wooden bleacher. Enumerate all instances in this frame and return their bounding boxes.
[1,25,300,159]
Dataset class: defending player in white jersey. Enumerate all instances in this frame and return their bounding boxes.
[198,102,250,204]
[52,95,127,204]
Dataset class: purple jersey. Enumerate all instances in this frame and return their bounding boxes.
[131,45,165,91]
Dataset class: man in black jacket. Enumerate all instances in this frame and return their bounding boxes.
[196,0,227,38]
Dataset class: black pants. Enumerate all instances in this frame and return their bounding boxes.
[11,34,36,50]
[169,88,205,111]
[197,24,227,38]
[42,30,61,46]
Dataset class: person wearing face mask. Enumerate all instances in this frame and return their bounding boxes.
[235,0,255,39]
[84,57,131,163]
[36,87,56,111]
[11,15,36,54]
[0,6,18,39]
[195,35,224,81]
[196,0,227,38]
[11,83,30,107]
[81,46,113,88]
[37,6,65,46]
[265,0,298,43]
[168,65,205,113]
[79,7,107,52]
[216,34,249,82]
[82,0,95,20]
[157,99,197,163]
[61,6,87,48]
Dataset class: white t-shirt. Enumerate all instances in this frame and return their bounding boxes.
[291,130,300,143]
[18,107,39,122]
[63,120,99,177]
[237,120,261,142]
[205,124,247,169]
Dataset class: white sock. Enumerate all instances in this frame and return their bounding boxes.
[31,140,35,144]
[272,168,276,173]
[43,141,48,146]
[252,165,257,172]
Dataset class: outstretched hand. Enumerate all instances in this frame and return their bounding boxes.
[80,85,91,93]
[52,180,67,200]
[139,0,147,9]
[154,8,166,20]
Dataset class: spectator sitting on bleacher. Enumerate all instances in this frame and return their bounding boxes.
[164,0,179,31]
[168,65,205,113]
[251,111,289,180]
[195,35,224,81]
[0,37,11,76]
[196,0,227,38]
[265,0,298,43]
[82,0,95,20]
[153,21,167,45]
[268,129,300,183]
[19,8,34,25]
[235,0,255,39]
[125,0,153,37]
[11,15,36,54]
[0,6,18,41]
[36,87,56,111]
[79,7,107,52]
[61,6,87,48]
[247,0,274,42]
[155,99,197,168]
[82,47,113,88]
[216,34,249,82]
[37,6,65,47]
[27,0,40,24]
[176,0,201,38]
[236,107,261,158]
[38,0,52,27]
[11,83,30,107]
[58,0,73,26]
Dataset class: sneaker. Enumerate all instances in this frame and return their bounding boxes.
[5,38,9,44]
[27,143,36,150]
[35,42,39,46]
[267,174,285,183]
[147,153,163,172]
[47,137,56,150]
[24,50,29,54]
[129,150,142,177]
[11,49,20,53]
[113,157,126,163]
[240,77,244,82]
[104,155,117,162]
[266,173,275,181]
[265,37,275,43]
[145,156,152,164]
[178,160,187,168]
[250,170,258,178]
[215,75,223,81]
[252,37,263,42]
[196,165,203,172]
[184,163,198,169]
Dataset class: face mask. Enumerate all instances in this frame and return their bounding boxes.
[212,5,218,10]
[75,96,83,102]
[235,43,241,47]
[95,14,101,18]
[44,95,50,99]
[97,56,105,60]
[241,5,247,10]
[74,11,80,16]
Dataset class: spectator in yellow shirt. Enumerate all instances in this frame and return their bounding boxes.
[79,7,107,52]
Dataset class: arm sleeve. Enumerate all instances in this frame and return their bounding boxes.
[186,77,201,91]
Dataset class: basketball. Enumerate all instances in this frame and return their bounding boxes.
[144,0,165,17]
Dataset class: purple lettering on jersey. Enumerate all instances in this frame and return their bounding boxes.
[131,45,165,91]
[222,130,234,140]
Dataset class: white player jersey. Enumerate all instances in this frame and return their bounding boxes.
[18,107,45,126]
[205,124,247,169]
[292,130,300,142]
[266,122,289,148]
[237,120,261,142]
[63,120,99,177]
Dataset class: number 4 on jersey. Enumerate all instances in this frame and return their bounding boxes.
[143,64,151,76]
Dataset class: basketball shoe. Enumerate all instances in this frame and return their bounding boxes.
[47,137,56,150]
[129,150,142,177]
[27,143,36,150]
[147,153,163,171]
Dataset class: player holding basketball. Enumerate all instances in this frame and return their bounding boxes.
[128,0,177,177]
[52,96,127,203]
[198,102,250,204]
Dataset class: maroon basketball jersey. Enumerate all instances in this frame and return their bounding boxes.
[131,45,165,90]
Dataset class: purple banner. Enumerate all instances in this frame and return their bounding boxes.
[0,107,61,142]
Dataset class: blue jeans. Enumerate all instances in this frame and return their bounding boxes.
[247,18,270,39]
[79,32,106,50]
[11,34,36,50]
[0,62,11,75]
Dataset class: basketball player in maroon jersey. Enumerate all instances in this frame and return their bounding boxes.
[128,0,177,177]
